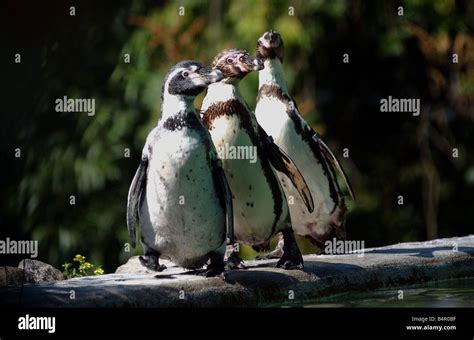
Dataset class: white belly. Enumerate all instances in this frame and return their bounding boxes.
[254,97,289,138]
[140,128,225,268]
[256,98,336,237]
[208,114,288,245]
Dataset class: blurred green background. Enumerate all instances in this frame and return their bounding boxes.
[1,0,473,272]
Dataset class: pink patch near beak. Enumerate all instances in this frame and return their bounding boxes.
[237,63,251,73]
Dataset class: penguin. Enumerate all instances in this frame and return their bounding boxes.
[254,30,355,252]
[201,49,314,269]
[127,61,234,277]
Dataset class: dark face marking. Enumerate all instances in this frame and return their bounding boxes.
[211,49,263,80]
[256,30,284,62]
[161,60,223,101]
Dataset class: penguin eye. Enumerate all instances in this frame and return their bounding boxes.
[182,71,189,77]
[226,58,234,64]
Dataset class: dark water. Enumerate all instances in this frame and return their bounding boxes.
[282,277,474,308]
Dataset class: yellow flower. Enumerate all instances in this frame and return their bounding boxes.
[74,254,86,262]
[94,267,104,275]
[80,262,93,270]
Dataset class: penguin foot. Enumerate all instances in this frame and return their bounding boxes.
[139,255,166,272]
[277,259,304,270]
[256,253,281,260]
[224,251,246,270]
[186,267,222,278]
[199,251,226,277]
[277,229,304,270]
[203,267,224,277]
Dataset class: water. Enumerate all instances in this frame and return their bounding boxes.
[284,277,474,308]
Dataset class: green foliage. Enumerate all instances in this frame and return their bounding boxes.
[62,254,105,279]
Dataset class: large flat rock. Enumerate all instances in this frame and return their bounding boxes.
[1,235,473,307]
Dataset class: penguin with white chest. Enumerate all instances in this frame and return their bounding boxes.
[255,30,355,251]
[127,61,234,276]
[201,49,314,269]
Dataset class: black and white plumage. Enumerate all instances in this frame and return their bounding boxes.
[255,30,355,250]
[201,49,313,269]
[127,61,233,275]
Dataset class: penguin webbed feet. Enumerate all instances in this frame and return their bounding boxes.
[194,252,226,278]
[277,259,303,270]
[224,250,246,270]
[201,267,225,278]
[276,230,304,270]
[256,253,279,260]
[139,255,167,272]
[277,253,304,270]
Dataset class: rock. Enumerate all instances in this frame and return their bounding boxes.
[17,259,65,283]
[0,235,473,307]
[0,259,64,287]
[0,266,33,286]
[115,256,176,274]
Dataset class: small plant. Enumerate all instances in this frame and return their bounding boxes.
[62,254,104,279]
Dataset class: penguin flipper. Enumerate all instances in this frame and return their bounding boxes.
[212,158,234,245]
[312,133,356,202]
[289,100,356,203]
[126,156,148,248]
[258,126,314,213]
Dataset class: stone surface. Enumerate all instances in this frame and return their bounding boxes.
[0,235,473,307]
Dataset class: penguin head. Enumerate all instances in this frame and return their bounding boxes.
[256,30,284,63]
[211,49,264,84]
[163,61,223,98]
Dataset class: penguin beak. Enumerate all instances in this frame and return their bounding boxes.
[206,69,223,83]
[192,69,223,86]
[240,55,264,72]
[259,30,281,49]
